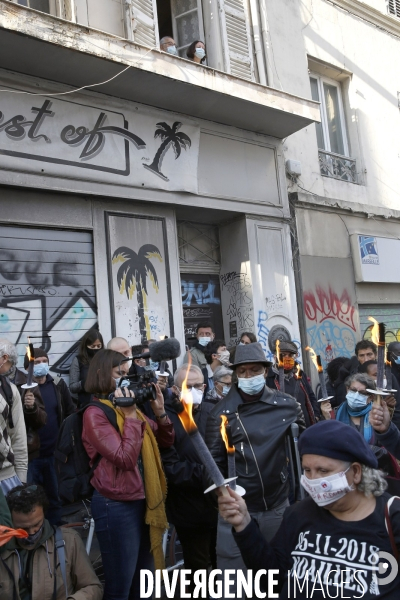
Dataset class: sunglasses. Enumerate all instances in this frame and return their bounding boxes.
[8,485,38,499]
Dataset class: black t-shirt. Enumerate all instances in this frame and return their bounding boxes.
[234,494,400,599]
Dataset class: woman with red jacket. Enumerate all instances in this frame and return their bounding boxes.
[82,349,174,600]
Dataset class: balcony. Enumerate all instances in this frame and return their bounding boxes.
[318,150,358,184]
[0,0,320,140]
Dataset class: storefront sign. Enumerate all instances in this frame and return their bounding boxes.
[0,89,199,193]
[351,234,400,283]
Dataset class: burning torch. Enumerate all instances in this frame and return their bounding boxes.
[21,338,38,390]
[219,415,246,496]
[306,346,333,404]
[366,318,394,404]
[276,339,285,393]
[177,358,233,496]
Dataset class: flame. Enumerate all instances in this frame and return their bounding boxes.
[220,415,234,454]
[177,353,198,434]
[368,316,379,347]
[305,346,323,373]
[295,363,302,379]
[276,339,284,368]
[26,337,34,362]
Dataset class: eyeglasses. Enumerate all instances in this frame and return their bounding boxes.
[8,485,38,499]
[178,384,204,391]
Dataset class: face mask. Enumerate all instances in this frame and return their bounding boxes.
[167,45,178,55]
[18,523,44,547]
[394,356,400,365]
[238,373,265,395]
[222,385,231,396]
[114,377,130,388]
[183,387,203,405]
[282,356,295,371]
[217,351,231,366]
[149,360,159,370]
[195,48,205,59]
[300,467,353,507]
[87,347,101,358]
[346,390,368,410]
[0,360,15,377]
[33,363,49,378]
[198,337,211,347]
[239,342,246,346]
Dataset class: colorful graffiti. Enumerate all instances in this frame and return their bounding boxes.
[304,286,357,365]
[257,310,301,363]
[0,226,97,375]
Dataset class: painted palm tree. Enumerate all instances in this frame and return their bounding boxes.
[143,122,191,181]
[112,244,163,342]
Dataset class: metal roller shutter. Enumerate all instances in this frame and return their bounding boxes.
[0,225,97,378]
[359,304,400,344]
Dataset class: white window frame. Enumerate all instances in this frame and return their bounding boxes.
[171,0,205,57]
[310,72,350,158]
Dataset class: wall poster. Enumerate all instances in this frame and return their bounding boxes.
[106,213,174,346]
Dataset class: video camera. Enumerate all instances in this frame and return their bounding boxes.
[108,337,181,408]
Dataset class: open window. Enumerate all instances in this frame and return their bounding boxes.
[17,0,50,12]
[156,0,205,58]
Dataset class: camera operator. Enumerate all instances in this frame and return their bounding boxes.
[82,349,175,600]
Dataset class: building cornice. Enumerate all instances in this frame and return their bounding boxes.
[326,0,400,40]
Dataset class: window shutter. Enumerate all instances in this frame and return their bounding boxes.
[387,0,400,18]
[131,0,159,48]
[61,0,76,21]
[218,0,254,81]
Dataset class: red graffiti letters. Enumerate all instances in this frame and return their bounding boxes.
[304,286,356,332]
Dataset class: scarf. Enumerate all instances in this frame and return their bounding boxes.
[99,400,168,570]
[336,401,373,443]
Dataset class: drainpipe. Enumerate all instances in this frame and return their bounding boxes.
[259,0,274,87]
[248,0,267,85]
[123,0,133,41]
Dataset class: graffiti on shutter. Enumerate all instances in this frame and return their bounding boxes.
[360,304,400,344]
[219,0,254,81]
[0,226,97,375]
[131,0,159,48]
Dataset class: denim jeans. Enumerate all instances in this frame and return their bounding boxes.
[91,490,154,600]
[27,455,62,526]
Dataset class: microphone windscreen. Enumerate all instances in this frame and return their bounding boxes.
[149,338,181,363]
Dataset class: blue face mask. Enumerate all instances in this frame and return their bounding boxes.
[115,378,130,388]
[33,363,49,378]
[394,356,400,365]
[346,390,368,410]
[238,373,265,395]
[195,48,206,59]
[167,45,178,56]
[198,337,211,347]
[222,385,231,396]
[149,360,159,370]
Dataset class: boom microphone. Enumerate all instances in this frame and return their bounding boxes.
[149,338,181,363]
[129,337,181,363]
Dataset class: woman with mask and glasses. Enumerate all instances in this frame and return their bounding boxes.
[69,328,104,408]
[186,40,206,64]
[217,419,400,599]
[82,349,174,600]
[320,373,379,444]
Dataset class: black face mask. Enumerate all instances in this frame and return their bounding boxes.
[18,523,44,548]
[87,347,101,358]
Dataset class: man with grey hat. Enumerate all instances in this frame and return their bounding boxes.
[266,339,320,427]
[205,342,305,597]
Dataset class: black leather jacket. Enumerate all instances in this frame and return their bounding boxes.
[205,384,305,512]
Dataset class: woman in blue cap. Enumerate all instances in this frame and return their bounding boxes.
[218,420,400,599]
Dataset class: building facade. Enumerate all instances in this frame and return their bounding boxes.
[0,0,318,375]
[2,0,398,383]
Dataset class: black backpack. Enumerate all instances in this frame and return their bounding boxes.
[54,402,118,504]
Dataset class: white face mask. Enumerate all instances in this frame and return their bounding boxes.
[182,387,203,405]
[195,47,205,59]
[300,466,354,507]
[217,350,231,366]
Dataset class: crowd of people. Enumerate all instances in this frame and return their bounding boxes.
[0,322,399,599]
